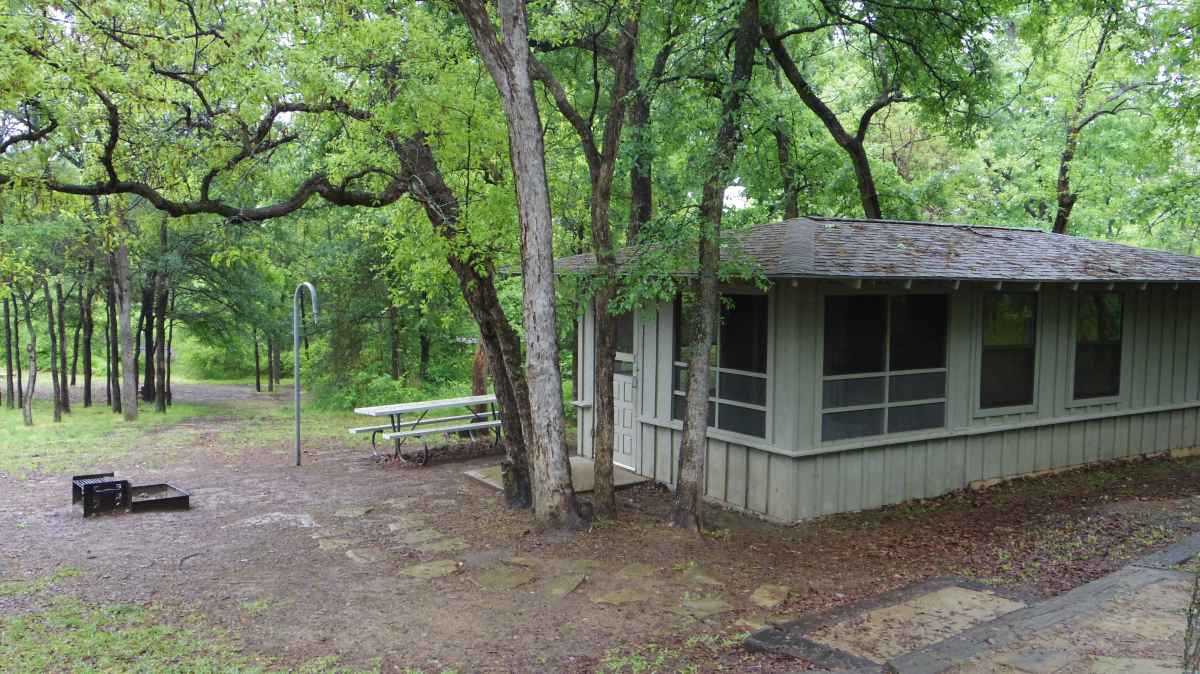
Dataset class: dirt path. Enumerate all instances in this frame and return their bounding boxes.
[3,383,1200,672]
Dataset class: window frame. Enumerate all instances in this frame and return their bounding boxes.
[670,291,772,441]
[973,290,1041,418]
[817,290,950,444]
[1067,289,1127,406]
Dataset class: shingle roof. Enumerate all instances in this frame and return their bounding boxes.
[554,216,1200,284]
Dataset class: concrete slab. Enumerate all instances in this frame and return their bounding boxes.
[808,586,1025,663]
[474,565,538,591]
[546,573,586,599]
[1089,656,1179,674]
[399,560,460,579]
[750,584,791,609]
[465,456,649,493]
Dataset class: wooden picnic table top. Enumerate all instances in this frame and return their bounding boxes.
[353,394,497,417]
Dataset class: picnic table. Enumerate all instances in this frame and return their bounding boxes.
[350,394,501,465]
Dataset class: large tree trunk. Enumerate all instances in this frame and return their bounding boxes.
[672,0,760,533]
[533,16,638,520]
[3,295,13,409]
[399,133,533,508]
[166,306,174,406]
[457,0,586,528]
[19,294,35,427]
[141,286,156,403]
[626,27,675,242]
[43,281,63,423]
[113,242,138,421]
[55,281,70,414]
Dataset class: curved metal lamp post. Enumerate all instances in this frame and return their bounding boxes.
[294,282,318,466]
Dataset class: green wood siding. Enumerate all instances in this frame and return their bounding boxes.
[575,281,1200,522]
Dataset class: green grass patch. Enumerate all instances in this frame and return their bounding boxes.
[0,399,229,478]
[1,597,378,673]
[0,565,82,597]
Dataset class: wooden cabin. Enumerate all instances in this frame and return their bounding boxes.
[560,217,1200,522]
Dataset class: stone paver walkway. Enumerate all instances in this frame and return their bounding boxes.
[747,535,1200,673]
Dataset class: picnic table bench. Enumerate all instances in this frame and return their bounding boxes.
[350,394,501,465]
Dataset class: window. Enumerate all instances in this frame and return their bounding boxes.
[980,293,1037,409]
[821,294,948,442]
[671,294,768,437]
[613,311,635,376]
[1074,292,1123,400]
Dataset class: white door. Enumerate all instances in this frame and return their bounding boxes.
[612,311,640,471]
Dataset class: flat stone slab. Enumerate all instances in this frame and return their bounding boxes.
[386,515,427,531]
[384,497,418,509]
[682,566,724,587]
[618,563,657,579]
[474,565,538,591]
[750,584,790,609]
[466,456,649,494]
[415,537,468,554]
[317,537,357,551]
[568,559,606,573]
[592,588,648,605]
[396,528,444,545]
[808,586,1025,663]
[546,573,586,599]
[400,560,460,579]
[234,512,316,528]
[734,616,770,631]
[505,556,541,568]
[1090,656,1179,674]
[334,506,374,518]
[346,548,387,564]
[682,596,733,619]
[995,649,1076,674]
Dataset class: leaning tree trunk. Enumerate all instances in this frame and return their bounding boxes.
[19,295,36,427]
[43,281,63,423]
[457,0,586,527]
[55,281,70,414]
[113,242,138,421]
[673,0,760,532]
[3,295,13,409]
[398,133,534,508]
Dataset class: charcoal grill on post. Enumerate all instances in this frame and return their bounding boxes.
[71,472,190,517]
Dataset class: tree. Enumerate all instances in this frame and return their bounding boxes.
[673,0,761,532]
[532,4,641,518]
[456,0,588,527]
[762,0,998,219]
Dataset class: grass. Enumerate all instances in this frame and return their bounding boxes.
[0,565,82,597]
[0,399,231,478]
[0,598,380,673]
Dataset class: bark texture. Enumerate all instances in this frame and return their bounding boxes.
[456,0,586,527]
[672,0,760,532]
[532,16,639,519]
[19,294,35,427]
[3,295,13,409]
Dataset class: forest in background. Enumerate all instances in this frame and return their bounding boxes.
[0,0,1196,526]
